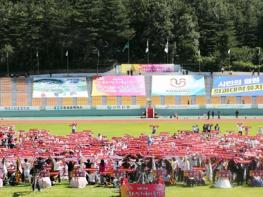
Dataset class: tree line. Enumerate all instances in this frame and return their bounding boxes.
[0,0,263,74]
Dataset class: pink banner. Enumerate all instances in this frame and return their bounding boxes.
[92,76,146,96]
[120,64,178,73]
[121,184,165,197]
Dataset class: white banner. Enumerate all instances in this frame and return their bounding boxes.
[33,78,88,98]
[205,104,253,109]
[45,105,91,111]
[96,105,140,110]
[0,106,40,111]
[152,75,205,96]
[155,105,201,109]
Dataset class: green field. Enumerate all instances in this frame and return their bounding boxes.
[1,120,262,197]
[14,120,263,137]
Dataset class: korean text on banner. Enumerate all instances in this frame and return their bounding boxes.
[151,75,205,96]
[33,78,88,98]
[211,76,263,96]
[92,76,146,96]
[121,184,165,197]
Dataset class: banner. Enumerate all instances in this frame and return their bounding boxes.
[120,184,165,197]
[212,76,263,96]
[45,105,91,111]
[92,76,146,96]
[96,105,140,110]
[33,78,88,98]
[155,105,201,109]
[120,64,180,73]
[152,75,205,96]
[0,106,40,111]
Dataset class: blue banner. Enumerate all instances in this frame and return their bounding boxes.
[212,76,263,96]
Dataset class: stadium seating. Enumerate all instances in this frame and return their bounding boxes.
[106,96,117,105]
[121,96,132,105]
[256,96,263,104]
[211,97,221,104]
[151,96,161,105]
[0,78,12,106]
[0,74,262,108]
[164,96,176,105]
[241,96,252,104]
[15,78,28,106]
[77,97,89,105]
[92,96,103,106]
[180,96,192,105]
[62,98,73,106]
[135,96,147,106]
[196,96,206,105]
[226,96,236,104]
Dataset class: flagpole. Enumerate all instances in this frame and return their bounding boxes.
[97,49,100,76]
[6,52,9,76]
[128,40,130,64]
[258,47,261,74]
[37,50,40,74]
[228,51,231,71]
[66,51,69,74]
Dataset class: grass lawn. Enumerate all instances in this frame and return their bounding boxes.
[1,120,262,197]
[14,120,263,137]
[0,182,262,197]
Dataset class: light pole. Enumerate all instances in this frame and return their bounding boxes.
[6,52,9,76]
[97,48,100,76]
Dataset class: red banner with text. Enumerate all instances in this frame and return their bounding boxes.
[120,184,165,197]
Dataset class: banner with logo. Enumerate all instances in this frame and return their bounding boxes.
[120,64,180,73]
[92,76,146,96]
[33,78,88,98]
[151,75,205,96]
[212,76,263,96]
[120,184,165,197]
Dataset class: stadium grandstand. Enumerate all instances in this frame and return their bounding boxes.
[0,64,262,117]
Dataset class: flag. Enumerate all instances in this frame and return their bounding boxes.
[122,41,129,52]
[197,49,201,56]
[145,40,149,53]
[228,49,231,54]
[164,40,169,53]
[65,50,68,57]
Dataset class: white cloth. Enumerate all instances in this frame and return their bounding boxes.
[214,178,232,188]
[87,172,96,183]
[39,177,52,189]
[70,177,87,188]
[22,162,31,178]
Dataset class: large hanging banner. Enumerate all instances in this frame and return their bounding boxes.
[33,78,88,98]
[92,76,146,96]
[121,184,165,197]
[152,75,205,96]
[120,64,180,73]
[212,76,263,96]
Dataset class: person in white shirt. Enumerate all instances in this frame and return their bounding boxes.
[22,159,32,183]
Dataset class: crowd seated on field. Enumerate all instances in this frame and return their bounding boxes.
[0,126,262,191]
